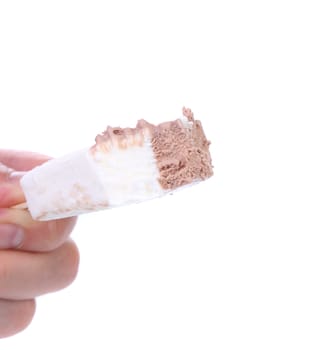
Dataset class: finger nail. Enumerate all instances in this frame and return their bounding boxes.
[0,224,24,249]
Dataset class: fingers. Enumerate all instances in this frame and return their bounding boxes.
[0,150,50,171]
[0,151,79,338]
[0,299,36,339]
[0,240,79,300]
[0,208,77,252]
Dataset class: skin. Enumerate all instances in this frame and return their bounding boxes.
[0,150,79,338]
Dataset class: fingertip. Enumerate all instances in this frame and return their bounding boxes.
[61,240,80,287]
[43,240,80,293]
[0,150,51,171]
[0,299,36,339]
[17,299,36,331]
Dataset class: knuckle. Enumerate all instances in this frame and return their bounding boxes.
[57,240,80,288]
[30,216,78,252]
[0,258,11,285]
[47,217,78,250]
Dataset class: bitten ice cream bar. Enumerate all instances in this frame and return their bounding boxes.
[20,108,213,221]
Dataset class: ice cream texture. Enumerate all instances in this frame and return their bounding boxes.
[20,107,213,220]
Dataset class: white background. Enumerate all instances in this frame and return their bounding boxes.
[0,0,320,349]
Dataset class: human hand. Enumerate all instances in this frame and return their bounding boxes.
[0,150,79,338]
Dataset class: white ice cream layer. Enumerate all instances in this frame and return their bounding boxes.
[91,140,164,207]
[21,141,164,220]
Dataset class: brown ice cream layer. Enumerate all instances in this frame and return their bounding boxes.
[94,107,213,190]
[152,107,213,190]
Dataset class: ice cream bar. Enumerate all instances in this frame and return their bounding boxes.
[20,108,213,221]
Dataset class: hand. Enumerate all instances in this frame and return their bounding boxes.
[0,150,79,338]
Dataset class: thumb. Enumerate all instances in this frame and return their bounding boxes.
[0,163,25,208]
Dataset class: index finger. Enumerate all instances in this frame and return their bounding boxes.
[0,150,50,171]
